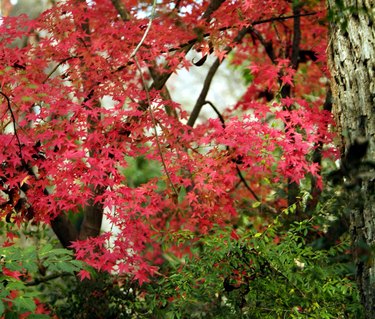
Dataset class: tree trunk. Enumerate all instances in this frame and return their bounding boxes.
[327,1,375,317]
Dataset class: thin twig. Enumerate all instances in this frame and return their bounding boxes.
[253,11,316,26]
[203,100,225,125]
[187,25,251,127]
[134,57,178,196]
[25,272,74,286]
[43,56,79,84]
[130,0,178,196]
[203,101,276,214]
[166,12,317,55]
[130,0,157,58]
[0,91,23,160]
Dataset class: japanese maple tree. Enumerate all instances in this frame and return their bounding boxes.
[0,0,343,313]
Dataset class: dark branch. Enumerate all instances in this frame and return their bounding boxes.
[202,0,226,21]
[203,101,225,126]
[50,214,79,249]
[0,91,24,161]
[291,4,302,69]
[187,26,251,127]
[203,101,276,213]
[253,11,317,26]
[187,58,221,127]
[25,272,74,286]
[110,0,131,21]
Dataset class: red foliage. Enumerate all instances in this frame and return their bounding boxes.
[0,0,334,282]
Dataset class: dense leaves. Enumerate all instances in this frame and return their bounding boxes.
[0,0,363,318]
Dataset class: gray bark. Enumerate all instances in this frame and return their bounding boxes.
[327,1,375,317]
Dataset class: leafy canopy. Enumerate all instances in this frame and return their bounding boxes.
[0,0,359,317]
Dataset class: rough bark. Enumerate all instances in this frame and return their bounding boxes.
[327,1,375,317]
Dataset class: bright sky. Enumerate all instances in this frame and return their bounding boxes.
[168,51,246,123]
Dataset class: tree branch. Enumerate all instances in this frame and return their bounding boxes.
[25,272,74,286]
[0,91,24,161]
[187,26,251,127]
[202,0,226,21]
[291,4,302,69]
[110,0,131,21]
[282,3,303,208]
[50,214,79,249]
[203,101,277,214]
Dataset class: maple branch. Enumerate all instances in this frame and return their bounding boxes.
[252,12,317,26]
[25,272,74,286]
[50,214,79,248]
[166,12,317,56]
[235,166,260,201]
[0,91,24,160]
[135,58,178,196]
[147,11,317,91]
[111,11,317,84]
[203,101,276,214]
[203,100,225,125]
[43,56,79,84]
[146,0,226,92]
[249,27,276,64]
[202,0,226,21]
[130,0,179,196]
[291,4,302,70]
[187,26,250,127]
[130,0,157,59]
[149,42,195,91]
[187,58,221,127]
[110,0,131,21]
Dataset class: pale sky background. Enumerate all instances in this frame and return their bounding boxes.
[168,51,246,123]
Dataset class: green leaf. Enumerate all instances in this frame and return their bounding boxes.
[54,262,78,273]
[28,315,50,319]
[70,260,84,268]
[0,300,4,316]
[6,281,25,291]
[48,248,73,256]
[252,201,261,208]
[178,186,186,203]
[39,243,53,256]
[13,297,36,312]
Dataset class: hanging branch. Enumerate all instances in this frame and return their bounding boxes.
[187,25,251,127]
[203,101,277,214]
[134,57,179,197]
[42,56,79,84]
[0,91,24,160]
[128,0,179,196]
[202,0,226,21]
[25,272,74,286]
[110,0,131,21]
[130,1,157,59]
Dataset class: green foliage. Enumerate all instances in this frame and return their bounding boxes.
[52,272,135,319]
[137,203,363,318]
[121,156,162,188]
[0,224,86,318]
[0,183,364,319]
